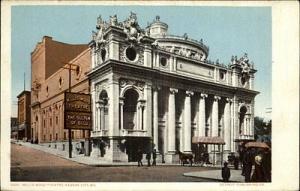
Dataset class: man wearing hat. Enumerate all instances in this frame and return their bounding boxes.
[221,162,231,182]
[251,154,266,182]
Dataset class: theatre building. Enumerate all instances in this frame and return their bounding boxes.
[88,13,259,163]
[30,36,91,154]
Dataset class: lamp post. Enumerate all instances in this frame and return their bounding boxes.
[62,63,78,158]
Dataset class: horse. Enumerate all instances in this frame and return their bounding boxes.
[177,151,193,166]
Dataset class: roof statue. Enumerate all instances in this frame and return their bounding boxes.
[239,53,251,74]
[94,15,108,47]
[123,12,146,43]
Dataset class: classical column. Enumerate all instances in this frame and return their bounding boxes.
[141,104,145,130]
[156,52,160,67]
[119,97,124,131]
[184,91,194,153]
[168,88,178,153]
[136,103,140,130]
[243,115,247,136]
[246,116,250,136]
[198,93,207,137]
[100,104,105,130]
[153,87,160,151]
[224,98,232,150]
[230,101,235,151]
[212,96,221,137]
[249,115,253,137]
[95,102,100,131]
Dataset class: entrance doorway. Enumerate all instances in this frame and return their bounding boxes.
[125,138,150,162]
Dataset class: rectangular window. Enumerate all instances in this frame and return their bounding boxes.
[64,132,66,140]
[55,133,58,140]
[56,116,58,125]
[71,131,74,139]
[83,130,85,138]
[50,134,52,141]
[50,118,52,126]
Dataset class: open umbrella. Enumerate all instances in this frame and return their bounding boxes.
[245,141,270,149]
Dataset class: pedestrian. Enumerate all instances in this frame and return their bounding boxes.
[243,148,253,182]
[221,162,231,182]
[240,147,245,176]
[234,152,239,170]
[152,149,157,166]
[262,149,271,182]
[137,148,143,167]
[146,151,151,167]
[251,154,266,182]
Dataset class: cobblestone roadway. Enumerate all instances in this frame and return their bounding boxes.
[11,143,216,182]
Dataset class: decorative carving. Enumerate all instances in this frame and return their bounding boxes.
[214,96,221,101]
[109,14,120,26]
[226,98,233,103]
[200,93,208,98]
[119,78,145,92]
[185,90,194,97]
[94,15,108,48]
[183,33,188,40]
[123,12,145,43]
[239,53,251,74]
[169,46,175,53]
[169,88,178,94]
[119,44,143,64]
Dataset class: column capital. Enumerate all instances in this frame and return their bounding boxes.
[169,88,178,94]
[214,95,221,101]
[185,90,194,97]
[119,97,125,105]
[95,101,101,108]
[226,98,233,103]
[200,93,208,98]
[153,86,161,91]
[138,99,146,108]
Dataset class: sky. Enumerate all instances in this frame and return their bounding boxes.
[11,5,271,118]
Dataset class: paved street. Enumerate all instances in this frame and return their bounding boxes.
[11,143,217,182]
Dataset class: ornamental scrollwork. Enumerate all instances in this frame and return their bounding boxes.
[119,78,145,93]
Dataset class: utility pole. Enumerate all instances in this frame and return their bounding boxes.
[62,63,77,158]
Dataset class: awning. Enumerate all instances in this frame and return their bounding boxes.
[234,138,255,142]
[192,136,225,145]
[245,141,270,149]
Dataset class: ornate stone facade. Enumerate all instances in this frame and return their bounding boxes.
[88,13,259,163]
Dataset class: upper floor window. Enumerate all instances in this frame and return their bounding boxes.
[160,57,168,67]
[125,47,137,61]
[101,48,106,62]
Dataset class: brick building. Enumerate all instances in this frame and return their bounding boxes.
[30,36,90,153]
[17,91,31,141]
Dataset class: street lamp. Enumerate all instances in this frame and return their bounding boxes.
[62,63,78,158]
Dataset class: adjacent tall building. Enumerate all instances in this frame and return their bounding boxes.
[30,36,90,154]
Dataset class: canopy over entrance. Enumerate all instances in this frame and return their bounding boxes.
[192,136,225,145]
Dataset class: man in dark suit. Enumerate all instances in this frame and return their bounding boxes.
[152,149,157,166]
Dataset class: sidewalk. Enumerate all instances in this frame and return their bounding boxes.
[183,169,244,182]
[13,140,245,182]
[12,140,180,167]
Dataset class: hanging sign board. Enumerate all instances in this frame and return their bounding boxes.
[64,92,92,130]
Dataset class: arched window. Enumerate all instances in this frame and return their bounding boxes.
[123,89,139,129]
[239,106,247,134]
